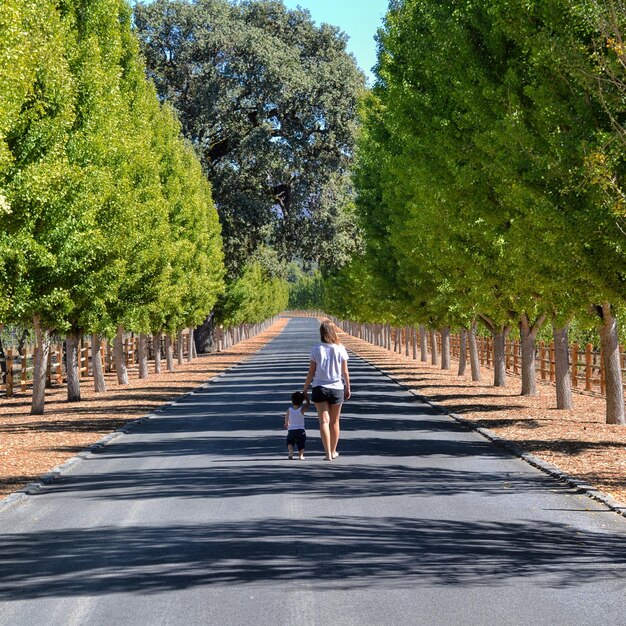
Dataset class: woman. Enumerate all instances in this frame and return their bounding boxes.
[303,321,351,460]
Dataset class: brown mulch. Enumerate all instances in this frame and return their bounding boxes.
[0,318,289,500]
[339,330,626,504]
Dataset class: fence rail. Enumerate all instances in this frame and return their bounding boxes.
[0,318,279,399]
[335,320,626,399]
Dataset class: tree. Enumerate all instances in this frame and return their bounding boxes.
[0,0,78,412]
[347,0,625,421]
[134,0,365,276]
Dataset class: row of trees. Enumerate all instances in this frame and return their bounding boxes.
[323,0,626,423]
[134,0,365,351]
[0,0,224,414]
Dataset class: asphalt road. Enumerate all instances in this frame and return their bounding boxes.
[1,317,626,626]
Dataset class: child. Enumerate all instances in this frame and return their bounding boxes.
[284,391,310,460]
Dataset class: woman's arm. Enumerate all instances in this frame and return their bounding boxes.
[342,360,351,400]
[303,360,316,395]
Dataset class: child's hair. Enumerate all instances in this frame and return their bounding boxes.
[320,321,340,344]
[291,391,305,407]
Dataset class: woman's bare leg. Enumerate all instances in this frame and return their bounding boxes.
[315,401,332,459]
[329,403,343,458]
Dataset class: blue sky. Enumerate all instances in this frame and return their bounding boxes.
[282,0,388,83]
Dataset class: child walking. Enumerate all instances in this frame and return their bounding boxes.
[284,391,310,460]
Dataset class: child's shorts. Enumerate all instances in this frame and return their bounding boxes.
[286,429,306,450]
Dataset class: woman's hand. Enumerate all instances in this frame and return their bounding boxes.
[303,361,316,396]
[344,386,351,401]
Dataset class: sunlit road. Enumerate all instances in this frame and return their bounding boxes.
[1,317,625,626]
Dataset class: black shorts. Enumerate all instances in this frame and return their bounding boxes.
[312,386,344,406]
[286,429,306,450]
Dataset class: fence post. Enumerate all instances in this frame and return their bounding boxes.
[571,343,579,388]
[585,343,593,391]
[513,340,519,375]
[549,341,555,383]
[46,347,52,387]
[6,348,14,398]
[539,341,546,380]
[21,350,27,392]
[56,343,63,385]
[81,344,88,378]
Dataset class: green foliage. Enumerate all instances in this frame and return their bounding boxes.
[287,265,324,310]
[215,261,288,326]
[327,0,626,338]
[134,0,365,277]
[0,0,224,342]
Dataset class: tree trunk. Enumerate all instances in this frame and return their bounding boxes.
[66,331,81,402]
[138,333,149,379]
[458,329,467,376]
[469,321,481,382]
[114,325,128,385]
[188,327,194,362]
[419,325,428,362]
[553,321,573,410]
[520,313,545,396]
[440,327,451,370]
[412,327,418,360]
[154,332,162,374]
[31,314,50,415]
[177,331,184,364]
[492,329,510,387]
[194,311,216,354]
[91,333,107,393]
[597,303,625,425]
[165,335,175,372]
[0,334,6,388]
[430,329,439,366]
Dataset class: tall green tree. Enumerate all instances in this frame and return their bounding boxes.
[0,0,79,412]
[134,0,365,275]
[347,0,625,421]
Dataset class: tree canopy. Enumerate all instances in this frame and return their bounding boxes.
[0,0,224,412]
[323,0,626,422]
[134,0,365,276]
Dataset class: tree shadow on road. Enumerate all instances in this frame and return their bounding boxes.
[45,457,567,502]
[1,515,624,599]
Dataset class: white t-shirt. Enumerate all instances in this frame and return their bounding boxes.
[287,406,306,430]
[310,342,349,390]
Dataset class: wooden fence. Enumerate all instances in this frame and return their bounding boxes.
[336,320,626,399]
[0,332,188,398]
[0,318,278,398]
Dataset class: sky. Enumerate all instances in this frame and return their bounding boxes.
[275,0,389,83]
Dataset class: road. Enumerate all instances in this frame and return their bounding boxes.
[1,317,625,625]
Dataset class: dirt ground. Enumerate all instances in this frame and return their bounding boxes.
[0,318,288,500]
[338,329,626,504]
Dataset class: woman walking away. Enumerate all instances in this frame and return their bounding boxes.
[303,321,351,461]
